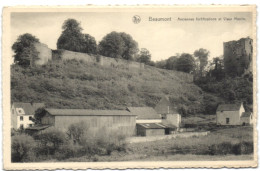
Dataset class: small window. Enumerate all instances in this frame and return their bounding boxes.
[20,116,23,121]
[12,109,14,114]
[20,124,24,129]
[221,110,223,112]
[29,116,33,120]
[226,118,230,124]
[162,114,167,119]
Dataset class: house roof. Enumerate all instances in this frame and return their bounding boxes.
[45,108,136,116]
[241,112,252,118]
[216,103,242,112]
[154,96,178,114]
[12,102,45,115]
[126,107,161,119]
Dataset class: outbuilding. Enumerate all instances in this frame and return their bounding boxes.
[240,112,253,125]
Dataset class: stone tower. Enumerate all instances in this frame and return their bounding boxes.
[223,37,253,76]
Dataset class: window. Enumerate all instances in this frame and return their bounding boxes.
[20,124,24,129]
[20,116,23,121]
[12,109,14,114]
[226,118,230,124]
[29,116,33,120]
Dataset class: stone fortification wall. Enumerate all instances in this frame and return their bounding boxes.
[34,43,52,65]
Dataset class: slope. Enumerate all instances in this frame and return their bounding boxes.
[11,59,212,115]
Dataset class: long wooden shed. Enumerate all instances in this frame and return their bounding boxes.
[41,108,137,136]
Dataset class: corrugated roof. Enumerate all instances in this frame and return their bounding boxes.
[217,103,242,111]
[126,107,161,119]
[12,102,45,115]
[137,123,166,129]
[45,108,135,116]
[241,112,252,118]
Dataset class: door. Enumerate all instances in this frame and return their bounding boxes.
[226,118,230,124]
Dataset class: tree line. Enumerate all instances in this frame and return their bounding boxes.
[12,18,152,68]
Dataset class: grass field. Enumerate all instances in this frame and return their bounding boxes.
[61,126,254,162]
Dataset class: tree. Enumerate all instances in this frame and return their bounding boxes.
[12,33,40,67]
[98,31,139,60]
[165,56,179,70]
[82,34,97,54]
[194,48,209,75]
[57,19,85,52]
[33,107,46,124]
[136,48,151,64]
[67,121,89,145]
[120,33,139,60]
[175,53,195,73]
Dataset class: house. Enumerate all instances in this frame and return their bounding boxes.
[126,107,176,136]
[40,108,136,136]
[216,103,252,125]
[11,102,45,129]
[154,96,181,128]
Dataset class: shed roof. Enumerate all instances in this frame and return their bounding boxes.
[241,112,252,118]
[12,102,45,115]
[45,108,135,116]
[137,123,166,129]
[25,125,51,131]
[217,103,242,112]
[126,107,161,119]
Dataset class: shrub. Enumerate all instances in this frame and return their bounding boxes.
[233,141,254,155]
[208,142,233,155]
[11,134,36,162]
[34,128,67,156]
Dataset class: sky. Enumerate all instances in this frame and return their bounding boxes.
[10,12,252,62]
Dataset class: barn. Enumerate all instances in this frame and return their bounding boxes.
[40,108,136,136]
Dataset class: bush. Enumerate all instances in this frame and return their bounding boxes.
[34,128,67,156]
[208,141,254,155]
[232,141,254,155]
[11,134,36,162]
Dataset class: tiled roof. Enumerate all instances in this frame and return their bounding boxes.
[241,112,252,118]
[45,108,135,116]
[217,103,242,111]
[126,107,161,119]
[12,102,45,115]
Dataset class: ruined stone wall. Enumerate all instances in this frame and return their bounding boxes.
[223,38,253,76]
[34,43,52,65]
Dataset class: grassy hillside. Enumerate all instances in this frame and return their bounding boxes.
[11,59,218,115]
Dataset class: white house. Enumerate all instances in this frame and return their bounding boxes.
[216,103,252,125]
[11,102,44,129]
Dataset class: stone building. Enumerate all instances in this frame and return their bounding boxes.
[223,37,253,76]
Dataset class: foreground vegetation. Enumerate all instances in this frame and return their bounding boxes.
[12,125,253,162]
